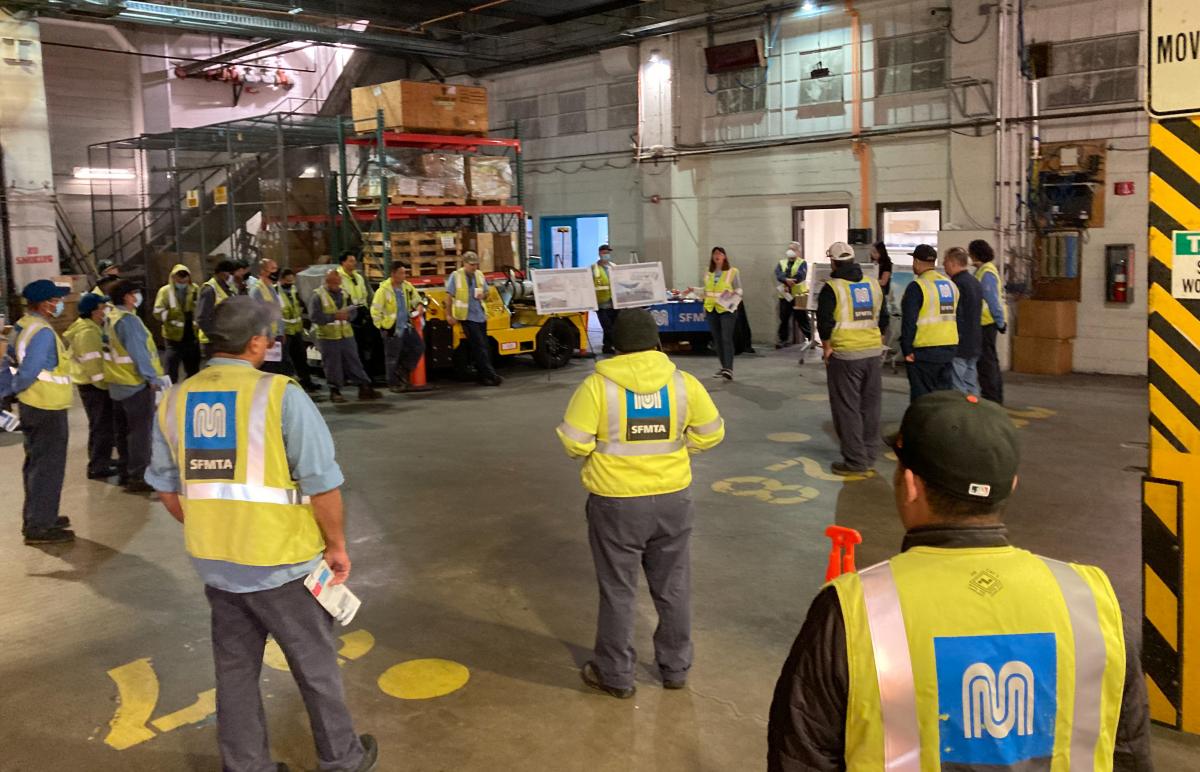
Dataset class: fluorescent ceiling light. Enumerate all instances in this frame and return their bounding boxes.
[802,0,815,10]
[74,167,135,180]
[288,2,303,14]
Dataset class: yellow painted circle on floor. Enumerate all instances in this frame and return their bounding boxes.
[767,432,811,443]
[377,659,470,700]
[884,451,897,462]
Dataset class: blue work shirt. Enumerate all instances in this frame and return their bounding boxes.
[979,268,1006,331]
[445,271,488,323]
[110,313,161,401]
[146,357,344,593]
[4,315,58,398]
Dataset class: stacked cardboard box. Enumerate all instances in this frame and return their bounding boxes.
[1012,300,1076,375]
[351,80,488,135]
[462,231,518,272]
[356,151,468,204]
[465,157,513,202]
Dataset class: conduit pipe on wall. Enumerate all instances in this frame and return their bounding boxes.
[846,0,870,230]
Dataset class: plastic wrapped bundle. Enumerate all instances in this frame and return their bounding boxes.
[467,157,513,201]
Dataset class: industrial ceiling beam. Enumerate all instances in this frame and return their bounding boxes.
[178,37,280,75]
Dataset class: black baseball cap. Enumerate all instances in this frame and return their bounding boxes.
[598,244,612,254]
[887,391,1019,505]
[910,244,938,262]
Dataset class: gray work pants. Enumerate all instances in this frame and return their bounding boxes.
[587,490,694,689]
[383,325,425,386]
[826,355,882,469]
[318,338,370,390]
[205,579,364,772]
[20,403,68,533]
[114,386,155,483]
[706,310,736,371]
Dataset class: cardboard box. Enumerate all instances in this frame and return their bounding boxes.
[257,230,329,271]
[1012,335,1073,375]
[466,157,513,200]
[351,80,488,135]
[262,178,328,218]
[463,231,518,272]
[1017,299,1077,340]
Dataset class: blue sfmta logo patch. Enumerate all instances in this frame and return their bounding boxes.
[625,385,671,442]
[850,282,875,321]
[934,632,1057,766]
[185,391,237,450]
[935,280,956,314]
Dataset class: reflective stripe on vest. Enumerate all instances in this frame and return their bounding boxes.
[104,309,164,385]
[976,261,1006,327]
[913,272,958,349]
[594,372,689,456]
[857,556,1112,771]
[197,279,230,344]
[829,277,883,353]
[280,288,303,334]
[15,316,73,410]
[704,268,738,313]
[451,269,486,321]
[315,288,354,340]
[778,258,810,296]
[338,267,368,305]
[593,263,612,304]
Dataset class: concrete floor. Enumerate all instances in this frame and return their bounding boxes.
[2,345,1199,771]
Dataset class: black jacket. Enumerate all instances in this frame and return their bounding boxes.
[951,269,983,359]
[766,525,1153,771]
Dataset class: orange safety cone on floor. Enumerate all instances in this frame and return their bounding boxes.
[408,312,433,392]
[824,525,863,582]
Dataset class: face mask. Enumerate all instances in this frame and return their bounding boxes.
[268,271,280,282]
[174,282,189,290]
[599,253,611,260]
[52,299,65,318]
[132,292,143,308]
[282,283,294,291]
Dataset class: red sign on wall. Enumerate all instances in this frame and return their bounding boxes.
[1114,181,1135,196]
[15,246,51,264]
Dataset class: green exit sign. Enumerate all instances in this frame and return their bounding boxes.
[1173,231,1200,256]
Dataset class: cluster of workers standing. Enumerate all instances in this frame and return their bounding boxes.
[0,246,500,545]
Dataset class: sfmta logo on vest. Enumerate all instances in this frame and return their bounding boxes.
[184,391,238,479]
[625,386,670,442]
[934,633,1056,765]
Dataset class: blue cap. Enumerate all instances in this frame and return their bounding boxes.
[78,293,107,316]
[22,279,70,304]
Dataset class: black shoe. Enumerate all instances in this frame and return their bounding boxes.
[354,734,379,771]
[831,461,870,476]
[388,385,408,394]
[330,390,347,404]
[602,345,615,354]
[663,677,687,690]
[581,662,635,699]
[720,369,733,381]
[55,516,71,529]
[88,467,118,480]
[124,480,155,494]
[358,386,382,401]
[24,527,75,545]
[276,764,290,772]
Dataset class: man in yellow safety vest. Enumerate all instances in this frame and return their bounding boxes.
[768,391,1152,771]
[445,252,501,387]
[557,309,725,698]
[279,268,320,394]
[3,279,75,544]
[899,243,959,401]
[775,244,812,347]
[971,238,1008,404]
[64,292,121,481]
[593,244,618,354]
[370,261,425,393]
[816,241,884,475]
[338,251,383,383]
[146,296,379,772]
[309,269,381,404]
[153,263,200,381]
[196,258,238,359]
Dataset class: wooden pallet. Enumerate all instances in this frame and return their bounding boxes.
[362,253,460,277]
[353,195,467,208]
[467,198,511,207]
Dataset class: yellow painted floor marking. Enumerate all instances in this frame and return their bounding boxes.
[337,630,376,665]
[767,432,812,443]
[104,658,160,750]
[263,637,290,672]
[798,394,825,402]
[1005,406,1056,420]
[378,659,470,700]
[711,476,820,505]
[795,456,872,482]
[884,451,897,462]
[1011,418,1030,429]
[151,689,216,733]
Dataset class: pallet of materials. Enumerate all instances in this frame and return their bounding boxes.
[355,152,468,207]
[466,157,513,203]
[351,80,488,135]
[361,231,467,277]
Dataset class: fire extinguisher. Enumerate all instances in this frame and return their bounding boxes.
[1112,260,1127,303]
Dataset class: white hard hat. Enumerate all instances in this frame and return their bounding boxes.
[827,241,855,261]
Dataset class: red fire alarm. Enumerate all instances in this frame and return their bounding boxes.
[1114,181,1135,196]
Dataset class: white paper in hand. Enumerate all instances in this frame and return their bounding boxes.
[0,410,19,432]
[304,560,361,626]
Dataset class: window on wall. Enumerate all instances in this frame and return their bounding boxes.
[797,48,844,106]
[1040,33,1139,110]
[877,203,941,267]
[714,67,768,114]
[876,30,948,96]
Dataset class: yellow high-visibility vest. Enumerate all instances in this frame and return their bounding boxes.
[157,364,324,566]
[976,260,1007,327]
[313,287,354,340]
[14,315,73,410]
[593,262,612,305]
[704,268,739,313]
[104,308,164,386]
[153,282,198,342]
[337,266,369,306]
[778,258,810,296]
[279,287,304,336]
[64,316,109,389]
[450,268,488,321]
[197,277,230,345]
[834,546,1124,771]
[828,276,883,353]
[251,281,285,338]
[913,270,959,349]
[371,280,421,330]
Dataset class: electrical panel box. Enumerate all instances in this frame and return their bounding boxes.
[1033,141,1107,230]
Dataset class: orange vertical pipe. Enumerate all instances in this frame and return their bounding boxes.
[847,0,871,229]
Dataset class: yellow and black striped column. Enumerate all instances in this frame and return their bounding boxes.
[1146,117,1200,731]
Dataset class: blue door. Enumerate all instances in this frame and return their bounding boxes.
[540,217,577,269]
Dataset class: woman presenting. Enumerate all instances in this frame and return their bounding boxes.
[703,247,743,380]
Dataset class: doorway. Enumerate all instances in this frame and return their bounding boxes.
[539,214,609,268]
[876,202,942,267]
[792,206,850,262]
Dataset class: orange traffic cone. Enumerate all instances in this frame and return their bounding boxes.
[824,525,863,582]
[408,313,433,392]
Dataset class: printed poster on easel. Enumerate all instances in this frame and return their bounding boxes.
[531,268,598,315]
[610,262,668,309]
